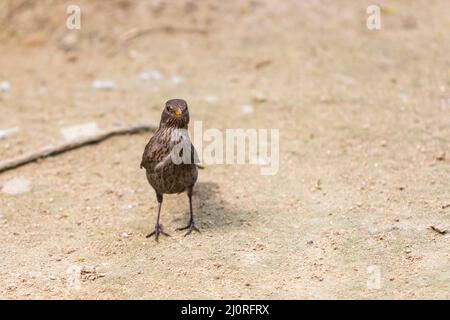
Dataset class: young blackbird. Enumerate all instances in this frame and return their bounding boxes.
[140,99,199,241]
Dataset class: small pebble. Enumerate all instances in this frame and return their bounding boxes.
[0,81,11,92]
[92,80,116,90]
[241,105,254,115]
[436,153,446,161]
[0,127,19,140]
[2,177,32,195]
[139,69,163,81]
[398,93,410,104]
[170,75,183,85]
[252,91,266,103]
[319,95,330,102]
[60,122,98,141]
[61,33,78,51]
[203,95,218,103]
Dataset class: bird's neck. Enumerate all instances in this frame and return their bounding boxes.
[160,121,188,130]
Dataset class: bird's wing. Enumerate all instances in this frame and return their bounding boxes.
[141,132,199,169]
[140,135,165,170]
[154,153,173,171]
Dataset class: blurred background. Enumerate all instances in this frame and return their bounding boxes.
[0,0,449,299]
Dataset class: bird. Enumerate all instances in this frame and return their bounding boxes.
[140,99,200,241]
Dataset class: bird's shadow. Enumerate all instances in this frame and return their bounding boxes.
[179,181,251,231]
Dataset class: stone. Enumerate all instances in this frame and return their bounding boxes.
[241,105,254,114]
[2,177,32,195]
[60,122,98,141]
[92,80,116,90]
[0,81,11,92]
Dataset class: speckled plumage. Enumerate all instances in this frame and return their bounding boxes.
[141,99,199,240]
[141,126,198,195]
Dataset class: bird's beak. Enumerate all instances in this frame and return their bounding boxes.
[174,107,182,118]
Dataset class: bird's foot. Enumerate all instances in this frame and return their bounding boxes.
[177,220,200,236]
[146,224,170,241]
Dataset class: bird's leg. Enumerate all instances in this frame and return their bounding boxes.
[146,193,170,241]
[177,187,200,236]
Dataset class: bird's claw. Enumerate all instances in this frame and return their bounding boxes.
[177,221,200,236]
[146,224,170,241]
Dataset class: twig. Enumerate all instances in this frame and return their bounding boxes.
[0,123,158,174]
[121,25,208,43]
[254,59,272,69]
[430,225,448,235]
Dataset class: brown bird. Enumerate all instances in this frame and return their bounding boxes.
[140,99,199,241]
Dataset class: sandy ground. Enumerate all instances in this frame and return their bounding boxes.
[0,0,449,299]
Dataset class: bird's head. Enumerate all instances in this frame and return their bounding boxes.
[160,99,190,129]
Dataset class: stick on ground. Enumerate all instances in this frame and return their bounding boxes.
[121,25,207,43]
[0,124,158,174]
